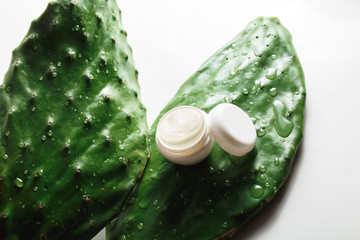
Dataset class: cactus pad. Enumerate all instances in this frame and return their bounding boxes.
[106,17,305,240]
[0,0,148,239]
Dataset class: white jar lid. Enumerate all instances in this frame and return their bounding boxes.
[208,103,256,156]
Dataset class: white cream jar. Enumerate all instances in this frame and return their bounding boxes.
[156,103,256,166]
[156,106,214,166]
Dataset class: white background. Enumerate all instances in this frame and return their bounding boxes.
[1,0,360,239]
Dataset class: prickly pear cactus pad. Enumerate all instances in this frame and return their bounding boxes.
[0,0,148,239]
[106,17,305,240]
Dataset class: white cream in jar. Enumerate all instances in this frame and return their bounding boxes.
[156,106,214,166]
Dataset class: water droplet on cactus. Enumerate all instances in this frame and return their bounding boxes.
[259,174,266,181]
[257,128,266,137]
[259,166,267,173]
[269,87,278,97]
[53,4,60,13]
[137,222,144,231]
[250,184,264,198]
[3,154,8,160]
[5,131,10,137]
[274,157,280,166]
[24,170,28,175]
[228,71,236,79]
[254,51,262,57]
[222,221,228,228]
[153,200,159,206]
[14,178,24,188]
[265,182,270,188]
[119,144,125,150]
[121,235,127,240]
[224,180,232,187]
[265,68,277,80]
[40,135,46,142]
[251,67,257,73]
[48,130,53,137]
[242,88,249,95]
[273,100,294,137]
[250,86,257,95]
[33,186,38,191]
[139,201,148,209]
[271,54,278,60]
[171,229,177,235]
[31,107,36,112]
[205,199,213,206]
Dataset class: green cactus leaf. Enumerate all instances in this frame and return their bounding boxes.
[0,0,148,239]
[106,17,305,240]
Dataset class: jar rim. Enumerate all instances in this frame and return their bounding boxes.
[156,106,209,153]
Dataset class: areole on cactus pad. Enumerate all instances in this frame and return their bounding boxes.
[106,17,305,240]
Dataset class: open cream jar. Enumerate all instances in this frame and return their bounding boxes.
[156,103,257,166]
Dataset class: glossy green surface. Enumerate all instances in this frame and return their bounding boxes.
[107,17,305,240]
[0,0,148,239]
